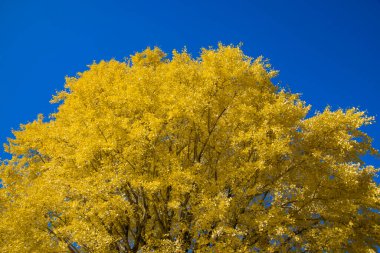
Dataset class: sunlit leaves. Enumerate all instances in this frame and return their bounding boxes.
[0,44,379,252]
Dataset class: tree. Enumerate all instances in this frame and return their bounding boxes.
[0,45,379,253]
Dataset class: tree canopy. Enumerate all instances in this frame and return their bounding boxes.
[0,45,379,252]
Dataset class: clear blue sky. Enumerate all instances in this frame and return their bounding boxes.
[1,0,379,181]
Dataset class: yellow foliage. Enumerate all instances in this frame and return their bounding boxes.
[0,44,379,252]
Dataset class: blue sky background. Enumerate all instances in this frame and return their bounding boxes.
[0,0,379,182]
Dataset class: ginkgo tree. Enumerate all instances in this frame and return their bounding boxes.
[0,45,379,253]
